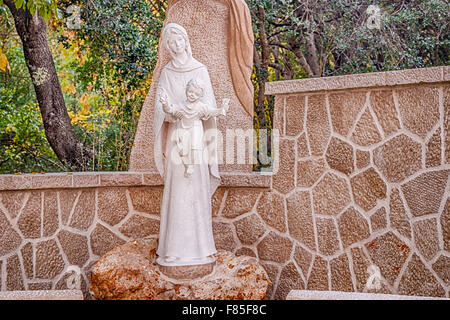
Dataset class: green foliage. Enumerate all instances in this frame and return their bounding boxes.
[0,0,58,22]
[0,44,63,173]
[52,0,166,171]
[248,0,449,78]
[60,0,165,89]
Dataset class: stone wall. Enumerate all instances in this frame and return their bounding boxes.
[0,172,270,299]
[0,66,449,300]
[263,66,449,299]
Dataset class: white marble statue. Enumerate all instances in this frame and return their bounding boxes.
[154,23,229,267]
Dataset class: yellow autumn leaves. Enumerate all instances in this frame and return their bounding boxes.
[0,47,11,73]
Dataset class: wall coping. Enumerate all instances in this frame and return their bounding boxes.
[286,290,449,300]
[0,171,271,191]
[0,290,84,300]
[265,66,450,96]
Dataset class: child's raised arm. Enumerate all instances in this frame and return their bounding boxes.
[201,98,230,120]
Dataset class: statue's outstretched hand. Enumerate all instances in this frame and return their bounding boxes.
[159,88,170,113]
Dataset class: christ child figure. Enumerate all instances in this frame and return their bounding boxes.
[160,78,229,177]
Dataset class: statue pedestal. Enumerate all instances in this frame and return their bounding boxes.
[90,238,270,300]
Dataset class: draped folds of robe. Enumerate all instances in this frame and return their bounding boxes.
[168,0,254,116]
[154,24,220,265]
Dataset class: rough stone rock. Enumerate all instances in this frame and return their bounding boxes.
[285,95,305,137]
[59,190,78,225]
[221,189,260,218]
[397,254,445,297]
[273,139,296,194]
[0,191,26,219]
[330,254,354,292]
[350,168,387,212]
[35,239,65,279]
[307,95,331,156]
[432,255,450,285]
[442,198,450,252]
[370,207,387,231]
[69,190,95,231]
[18,191,41,239]
[256,191,286,233]
[313,173,351,215]
[445,86,450,163]
[90,238,270,300]
[274,263,304,300]
[426,128,442,167]
[396,86,440,139]
[401,170,449,217]
[98,188,129,226]
[351,108,382,147]
[90,224,126,257]
[43,191,58,237]
[373,134,422,183]
[7,254,25,290]
[307,255,329,291]
[325,137,354,175]
[297,158,327,188]
[257,232,293,263]
[119,214,160,239]
[365,232,410,285]
[338,207,370,248]
[274,96,285,136]
[293,246,312,278]
[234,213,266,245]
[316,217,340,256]
[412,218,440,261]
[0,208,22,256]
[128,187,163,214]
[328,91,366,137]
[297,133,310,158]
[212,222,237,252]
[356,150,370,169]
[21,242,33,279]
[389,188,412,239]
[57,230,90,266]
[286,191,316,250]
[370,90,400,136]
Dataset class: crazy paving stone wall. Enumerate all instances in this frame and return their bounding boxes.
[261,66,450,299]
[0,67,449,300]
[0,172,270,299]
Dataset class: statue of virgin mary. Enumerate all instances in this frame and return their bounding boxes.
[154,23,221,267]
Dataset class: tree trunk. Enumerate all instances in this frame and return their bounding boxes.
[4,0,94,171]
[305,32,321,77]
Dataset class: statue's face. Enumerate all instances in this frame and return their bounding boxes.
[186,86,203,103]
[168,33,186,55]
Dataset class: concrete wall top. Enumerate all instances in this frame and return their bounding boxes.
[265,66,450,96]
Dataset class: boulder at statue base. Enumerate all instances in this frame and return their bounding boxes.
[90,238,270,300]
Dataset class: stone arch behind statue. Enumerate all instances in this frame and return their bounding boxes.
[129,0,254,173]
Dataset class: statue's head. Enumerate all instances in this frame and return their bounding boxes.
[162,23,192,59]
[186,78,205,102]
